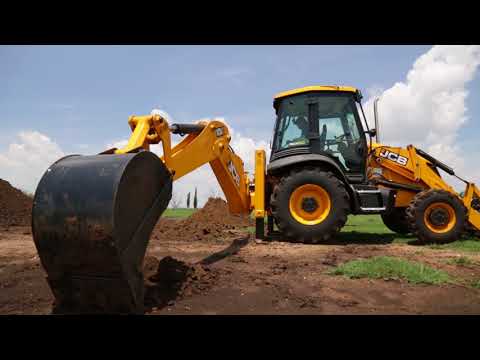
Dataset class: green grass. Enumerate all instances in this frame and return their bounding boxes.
[162,208,197,218]
[329,256,452,285]
[344,215,393,234]
[428,240,480,253]
[446,256,476,266]
[471,280,480,289]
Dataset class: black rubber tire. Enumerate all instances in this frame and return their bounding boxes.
[381,207,410,235]
[406,190,467,244]
[270,167,349,244]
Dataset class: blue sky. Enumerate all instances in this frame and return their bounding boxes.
[1,45,479,203]
[1,45,441,150]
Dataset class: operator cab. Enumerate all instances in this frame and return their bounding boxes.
[271,86,371,183]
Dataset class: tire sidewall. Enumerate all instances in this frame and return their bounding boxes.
[413,192,466,243]
[275,170,348,239]
[381,207,410,235]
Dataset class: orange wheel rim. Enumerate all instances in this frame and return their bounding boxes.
[423,202,456,234]
[289,184,331,225]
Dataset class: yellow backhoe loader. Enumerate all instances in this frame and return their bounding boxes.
[31,85,480,314]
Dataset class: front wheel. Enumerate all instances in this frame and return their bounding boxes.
[270,167,350,243]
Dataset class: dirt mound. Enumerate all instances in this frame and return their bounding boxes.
[152,197,252,243]
[143,255,218,311]
[0,179,33,227]
[189,197,251,227]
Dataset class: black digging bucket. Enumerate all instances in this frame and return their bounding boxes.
[31,151,172,314]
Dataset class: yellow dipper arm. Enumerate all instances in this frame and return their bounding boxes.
[113,114,264,216]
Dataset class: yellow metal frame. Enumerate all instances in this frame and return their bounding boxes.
[112,114,263,216]
[367,142,480,231]
[462,182,480,229]
[252,150,266,219]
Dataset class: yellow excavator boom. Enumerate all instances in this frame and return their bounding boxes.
[113,114,255,214]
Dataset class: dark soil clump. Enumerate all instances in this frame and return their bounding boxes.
[0,179,33,227]
[143,255,219,311]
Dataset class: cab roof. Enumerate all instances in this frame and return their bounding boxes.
[274,85,359,100]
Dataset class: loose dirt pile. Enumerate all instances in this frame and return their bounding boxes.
[152,197,252,243]
[143,255,219,311]
[0,179,33,227]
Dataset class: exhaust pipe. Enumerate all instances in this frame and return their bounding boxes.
[373,97,381,143]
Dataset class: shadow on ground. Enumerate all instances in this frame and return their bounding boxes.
[266,230,416,245]
[144,235,250,312]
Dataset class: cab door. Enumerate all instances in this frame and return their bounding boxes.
[307,94,368,183]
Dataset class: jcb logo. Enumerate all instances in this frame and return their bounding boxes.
[379,149,408,166]
[227,160,240,187]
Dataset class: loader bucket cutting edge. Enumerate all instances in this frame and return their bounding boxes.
[31,151,172,314]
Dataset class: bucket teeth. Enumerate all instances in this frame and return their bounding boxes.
[32,151,172,314]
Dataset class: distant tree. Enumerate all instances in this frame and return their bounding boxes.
[170,191,182,209]
[193,187,198,209]
[186,192,191,208]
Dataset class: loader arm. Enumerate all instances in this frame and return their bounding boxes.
[367,142,480,232]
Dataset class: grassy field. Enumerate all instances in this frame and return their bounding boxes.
[163,208,197,218]
[163,209,479,252]
[329,256,452,285]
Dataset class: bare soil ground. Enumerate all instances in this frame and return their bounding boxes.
[1,223,480,315]
[1,184,479,315]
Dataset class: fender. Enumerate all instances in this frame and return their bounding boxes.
[267,153,349,184]
[267,154,358,211]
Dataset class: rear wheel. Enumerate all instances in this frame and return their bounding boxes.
[381,207,410,235]
[406,190,466,244]
[270,167,349,243]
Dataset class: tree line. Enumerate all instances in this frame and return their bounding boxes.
[169,187,198,209]
[186,187,198,208]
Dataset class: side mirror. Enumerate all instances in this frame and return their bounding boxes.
[366,128,376,137]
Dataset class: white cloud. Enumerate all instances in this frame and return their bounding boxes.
[0,131,65,193]
[363,45,480,185]
[107,139,129,150]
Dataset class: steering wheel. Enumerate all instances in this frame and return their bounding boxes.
[334,133,347,142]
